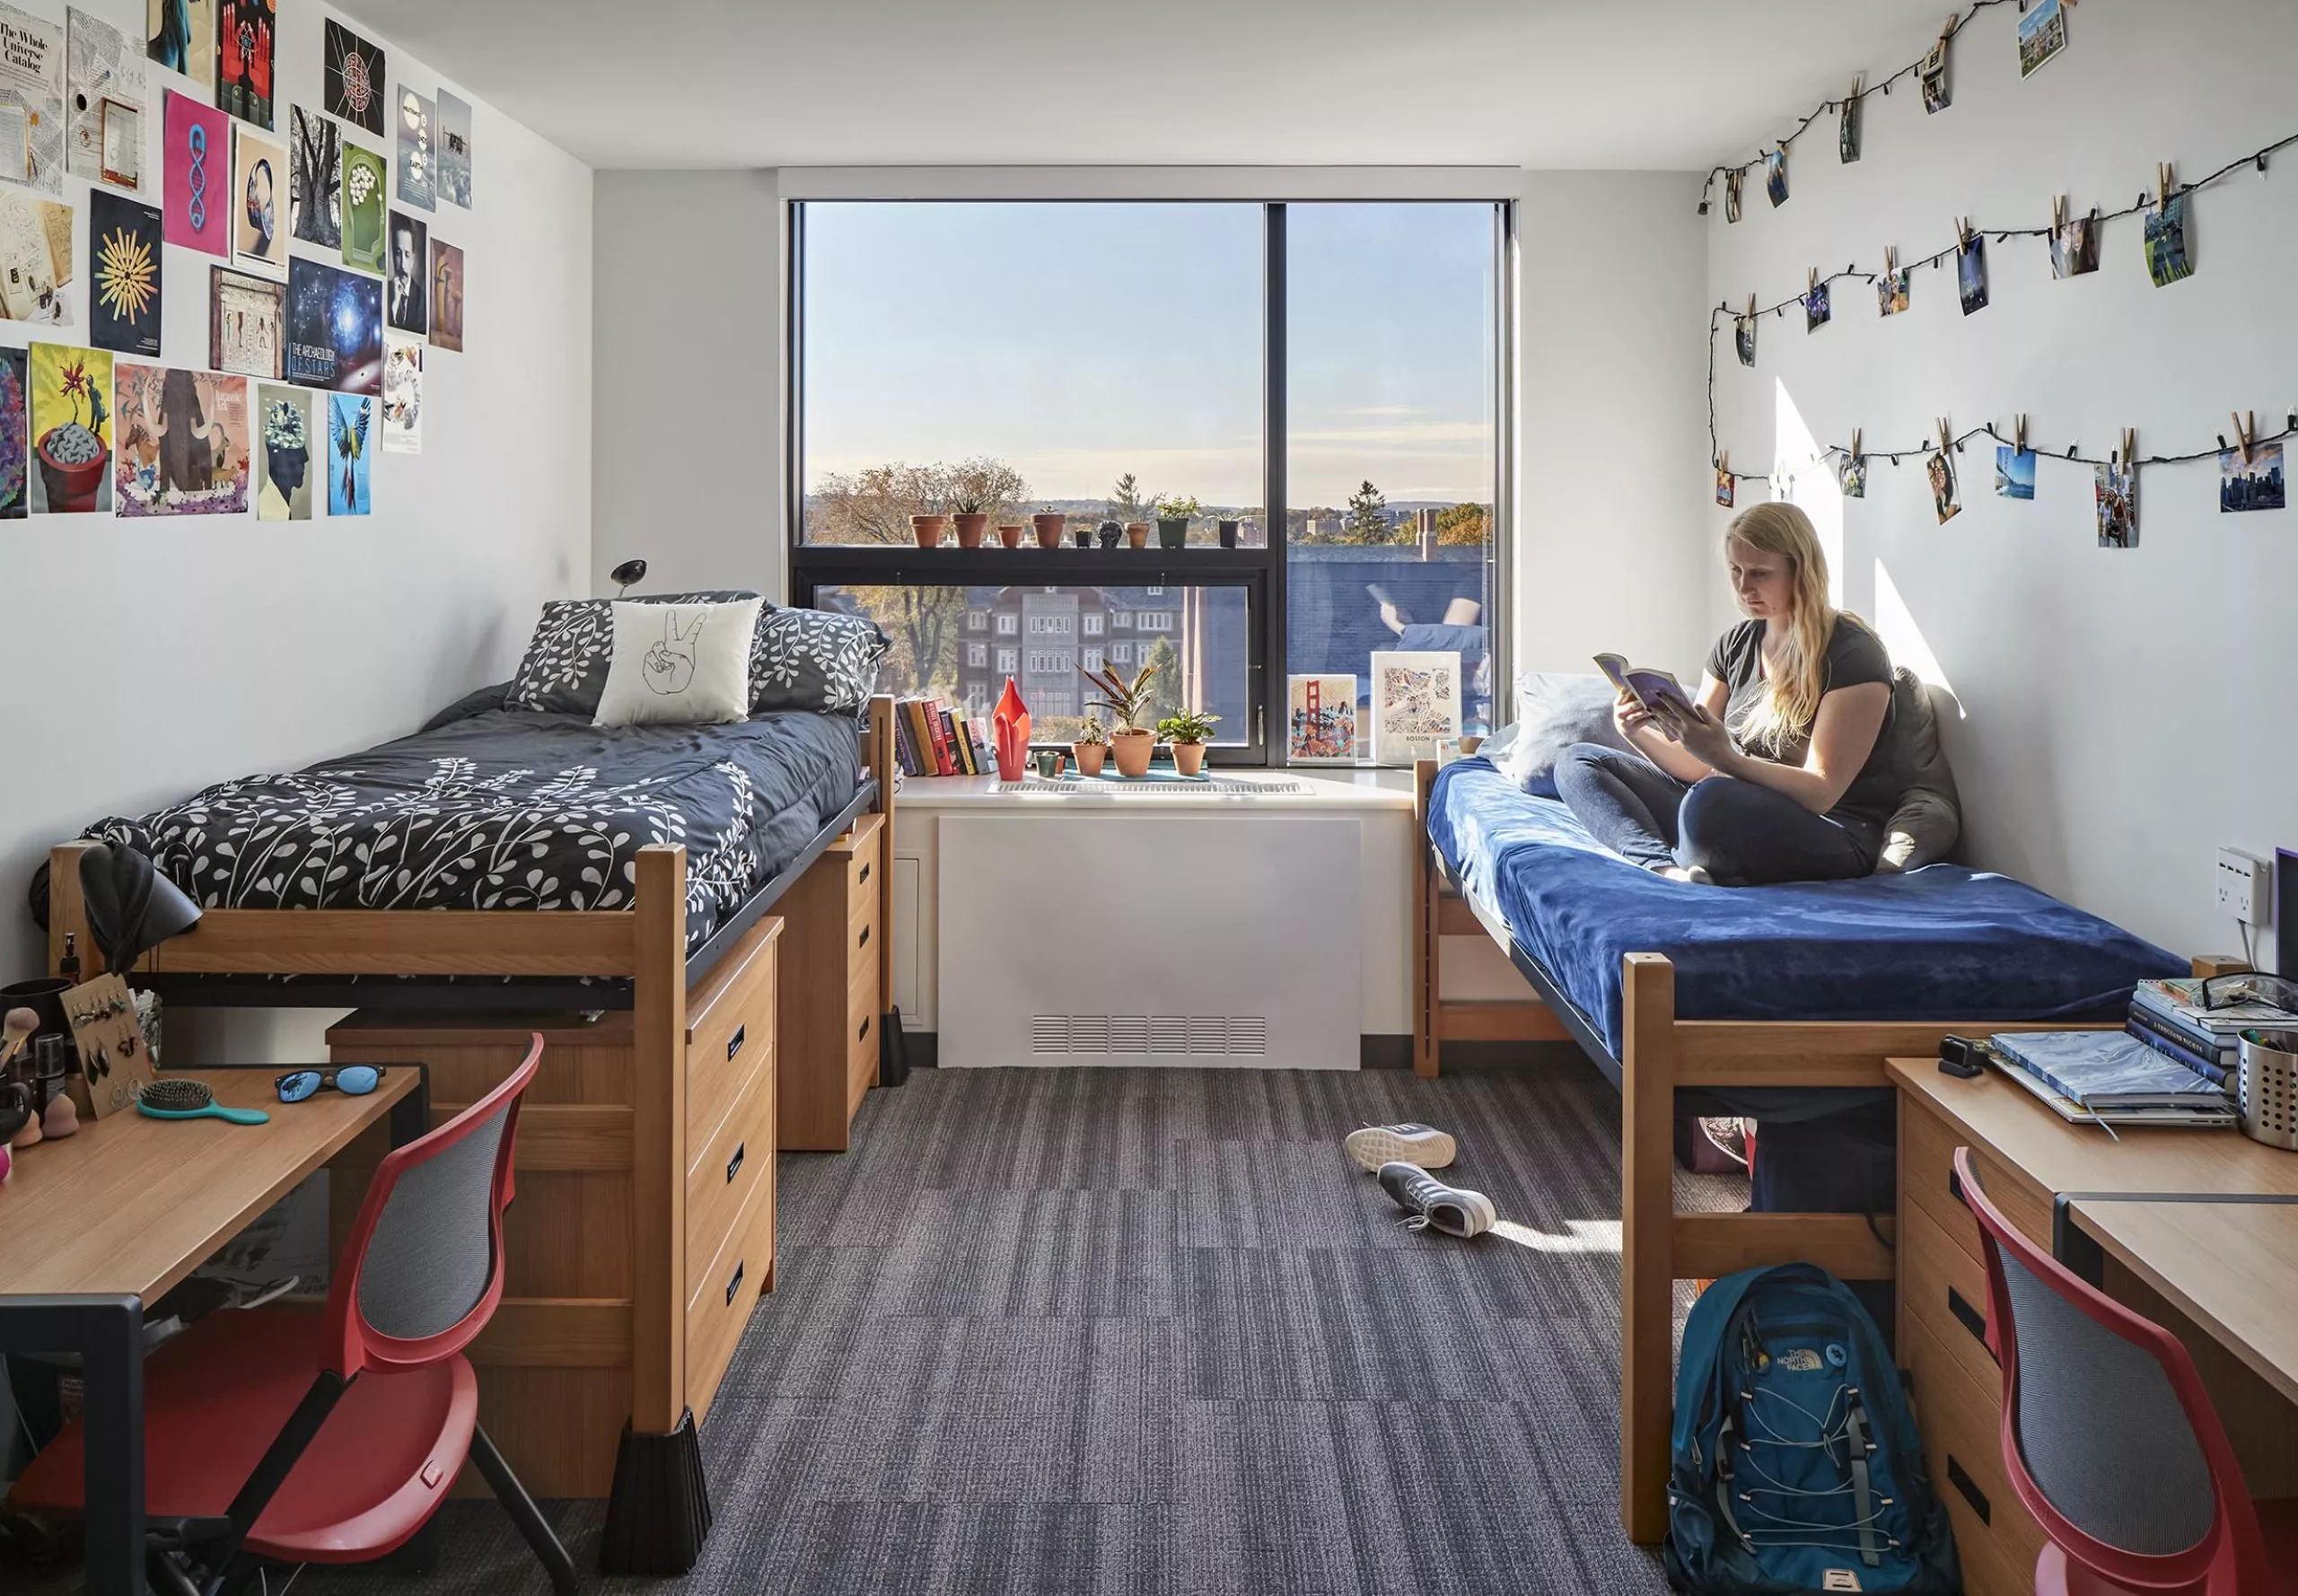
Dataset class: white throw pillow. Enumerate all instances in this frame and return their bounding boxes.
[593,598,761,727]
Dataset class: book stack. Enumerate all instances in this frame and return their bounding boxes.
[890,696,996,778]
[2126,976,2298,1085]
[1987,1030,2237,1127]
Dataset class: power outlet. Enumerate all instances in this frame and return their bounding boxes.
[2217,848,2267,925]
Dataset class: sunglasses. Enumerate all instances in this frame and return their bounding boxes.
[275,1065,385,1104]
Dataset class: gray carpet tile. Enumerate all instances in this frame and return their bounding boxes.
[268,1058,1691,1595]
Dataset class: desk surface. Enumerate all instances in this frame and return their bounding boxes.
[2068,1197,2298,1409]
[0,1069,415,1302]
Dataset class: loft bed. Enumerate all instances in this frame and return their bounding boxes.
[41,695,900,1574]
[1409,755,2205,1546]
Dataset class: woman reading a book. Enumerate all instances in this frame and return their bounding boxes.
[1555,502,1902,887]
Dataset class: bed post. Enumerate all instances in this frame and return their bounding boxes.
[48,841,101,977]
[1619,951,1677,1545]
[869,695,897,1013]
[601,843,706,1574]
[1412,758,1439,1078]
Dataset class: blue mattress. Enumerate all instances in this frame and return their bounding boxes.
[1428,759,2184,1060]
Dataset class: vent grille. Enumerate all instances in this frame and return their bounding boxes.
[1030,1014,1274,1058]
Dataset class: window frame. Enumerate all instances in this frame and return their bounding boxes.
[786,198,1511,766]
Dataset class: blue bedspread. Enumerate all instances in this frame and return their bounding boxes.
[1428,759,2184,1060]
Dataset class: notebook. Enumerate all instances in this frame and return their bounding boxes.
[1988,1030,2230,1110]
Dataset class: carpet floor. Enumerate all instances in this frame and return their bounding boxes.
[292,1060,1715,1594]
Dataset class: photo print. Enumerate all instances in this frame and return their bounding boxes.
[1286,674,1356,762]
[338,139,384,273]
[394,85,434,211]
[0,4,66,194]
[1919,35,1951,113]
[0,189,73,322]
[1368,651,1460,766]
[285,253,381,392]
[2049,208,2100,278]
[2018,0,2068,78]
[1715,467,1734,508]
[1734,312,1755,367]
[322,20,384,137]
[326,390,370,514]
[254,380,306,517]
[29,341,111,513]
[381,338,418,452]
[113,363,249,516]
[232,123,282,272]
[1836,451,1865,499]
[1764,147,1787,207]
[1724,169,1741,224]
[2145,193,2193,287]
[1876,269,1909,316]
[1994,444,2036,501]
[428,237,462,351]
[88,189,159,355]
[215,0,272,128]
[145,0,213,92]
[162,89,229,257]
[1805,280,1830,332]
[66,6,143,190]
[385,209,425,334]
[1957,237,1987,315]
[1927,450,1960,523]
[210,263,282,377]
[435,89,469,207]
[0,346,25,516]
[289,104,339,248]
[2095,460,2137,548]
[2221,440,2285,513]
[1838,90,1860,163]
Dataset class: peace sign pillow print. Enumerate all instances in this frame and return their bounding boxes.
[594,598,762,727]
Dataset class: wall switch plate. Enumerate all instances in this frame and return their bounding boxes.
[2217,847,2268,925]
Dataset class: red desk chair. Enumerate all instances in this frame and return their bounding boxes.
[9,1036,575,1596]
[1953,1147,2298,1595]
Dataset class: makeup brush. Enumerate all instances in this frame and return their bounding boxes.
[0,1007,37,1073]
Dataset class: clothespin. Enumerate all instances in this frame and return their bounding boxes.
[2013,414,2027,453]
[1883,245,1899,278]
[1849,73,1863,105]
[1808,267,1820,299]
[1954,217,1974,250]
[2119,428,2136,468]
[1745,294,1757,323]
[2051,194,2068,234]
[1850,427,1863,460]
[2157,162,2176,212]
[1719,450,1730,476]
[1935,417,1953,456]
[2232,410,2256,465]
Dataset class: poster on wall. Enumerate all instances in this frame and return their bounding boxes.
[435,89,469,207]
[215,0,272,128]
[114,364,249,516]
[326,390,369,514]
[231,123,282,271]
[28,341,110,513]
[0,345,25,517]
[285,253,380,392]
[1368,651,1460,767]
[321,20,383,137]
[384,209,424,334]
[1286,674,1356,763]
[338,139,383,273]
[162,89,228,256]
[89,189,158,354]
[427,237,461,351]
[254,381,305,517]
[394,85,433,211]
[0,5,65,195]
[381,338,418,452]
[210,263,280,376]
[66,7,141,190]
[287,104,338,248]
[0,189,71,321]
[145,0,213,92]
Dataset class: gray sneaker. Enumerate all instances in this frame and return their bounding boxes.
[1343,1122,1458,1172]
[1377,1162,1496,1239]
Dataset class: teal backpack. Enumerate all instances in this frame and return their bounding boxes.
[1664,1264,1959,1595]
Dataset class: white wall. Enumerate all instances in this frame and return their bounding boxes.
[1706,0,2294,963]
[0,3,592,987]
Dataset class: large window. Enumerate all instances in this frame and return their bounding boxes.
[791,199,1505,763]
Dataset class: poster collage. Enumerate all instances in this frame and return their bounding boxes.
[0,2,468,519]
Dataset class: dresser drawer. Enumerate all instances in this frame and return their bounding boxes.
[1900,1188,2000,1400]
[685,916,779,1156]
[1901,1311,2047,1592]
[845,813,882,907]
[1902,1096,2053,1259]
[687,1042,775,1293]
[686,1154,774,1426]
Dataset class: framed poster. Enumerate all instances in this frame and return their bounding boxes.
[1286,674,1356,763]
[1368,651,1460,767]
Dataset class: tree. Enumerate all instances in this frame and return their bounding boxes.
[1338,479,1392,545]
[1139,635,1183,727]
[1108,472,1147,523]
[1435,502,1490,546]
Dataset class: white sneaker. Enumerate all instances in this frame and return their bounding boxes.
[1344,1122,1458,1173]
[1377,1162,1497,1239]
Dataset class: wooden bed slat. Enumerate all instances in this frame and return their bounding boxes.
[148,908,638,977]
[1437,999,1570,1043]
[1434,893,1482,936]
[1675,1213,1896,1281]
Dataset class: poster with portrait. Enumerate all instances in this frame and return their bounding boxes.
[231,123,281,271]
[382,338,419,452]
[66,7,141,190]
[326,390,369,514]
[145,0,212,92]
[288,103,338,248]
[254,381,306,518]
[0,188,71,322]
[215,0,272,128]
[113,363,248,516]
[162,89,228,256]
[0,345,25,517]
[88,189,158,354]
[1286,674,1356,763]
[321,19,383,136]
[285,253,380,392]
[0,4,64,195]
[210,263,280,376]
[435,89,469,207]
[338,138,383,273]
[428,236,462,351]
[394,85,433,211]
[1368,651,1460,766]
[28,341,110,513]
[384,209,425,334]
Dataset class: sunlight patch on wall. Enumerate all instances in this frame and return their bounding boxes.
[1774,378,1842,606]
[1874,558,1963,717]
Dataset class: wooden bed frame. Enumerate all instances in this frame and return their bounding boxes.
[1408,759,2232,1546]
[44,696,900,1574]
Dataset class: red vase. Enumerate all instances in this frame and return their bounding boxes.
[992,678,1031,780]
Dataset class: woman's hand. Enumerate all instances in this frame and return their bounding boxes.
[1654,699,1738,771]
[1611,688,1658,741]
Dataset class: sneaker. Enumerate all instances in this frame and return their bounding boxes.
[1344,1122,1458,1173]
[1376,1162,1496,1239]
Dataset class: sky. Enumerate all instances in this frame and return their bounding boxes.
[802,200,1497,510]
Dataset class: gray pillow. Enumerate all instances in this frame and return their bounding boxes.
[1875,668,1962,871]
[748,606,891,718]
[506,592,759,715]
[1490,671,1632,798]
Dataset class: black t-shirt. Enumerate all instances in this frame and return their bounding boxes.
[1705,616,1900,823]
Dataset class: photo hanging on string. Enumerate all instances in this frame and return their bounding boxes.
[1836,452,1865,499]
[2049,210,2100,278]
[2018,0,2069,78]
[1734,313,1755,368]
[2145,194,2194,287]
[1876,269,1910,316]
[1724,169,1742,224]
[1838,95,1860,163]
[1764,148,1787,207]
[1715,468,1734,508]
[1805,281,1829,332]
[2095,460,2137,548]
[1995,446,2036,501]
[1957,236,1988,314]
[2221,441,2285,513]
[1919,37,1951,113]
[1928,450,1960,523]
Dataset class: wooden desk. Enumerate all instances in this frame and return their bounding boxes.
[0,1066,424,1596]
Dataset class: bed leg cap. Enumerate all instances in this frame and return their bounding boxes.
[600,1408,712,1575]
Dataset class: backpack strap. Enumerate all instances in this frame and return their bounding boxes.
[1845,1393,1881,1567]
[1714,1410,1750,1553]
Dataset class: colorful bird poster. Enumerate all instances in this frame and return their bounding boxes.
[89,189,159,355]
[338,138,383,273]
[66,6,143,191]
[209,263,281,377]
[145,0,213,92]
[254,380,306,518]
[113,363,248,516]
[428,237,462,351]
[0,346,26,517]
[394,84,433,211]
[288,105,338,248]
[162,89,228,256]
[232,123,282,271]
[28,341,110,513]
[0,4,66,195]
[381,338,418,452]
[327,390,369,514]
[435,89,469,207]
[215,0,272,128]
[285,253,380,392]
[321,20,382,137]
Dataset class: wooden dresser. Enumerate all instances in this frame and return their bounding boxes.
[776,811,885,1151]
[1890,1060,2298,1596]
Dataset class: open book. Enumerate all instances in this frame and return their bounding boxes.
[1593,653,1700,720]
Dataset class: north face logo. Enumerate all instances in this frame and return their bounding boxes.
[1778,1347,1824,1372]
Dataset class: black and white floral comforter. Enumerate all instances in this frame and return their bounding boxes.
[83,706,864,953]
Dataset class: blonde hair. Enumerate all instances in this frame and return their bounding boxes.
[1724,502,1861,754]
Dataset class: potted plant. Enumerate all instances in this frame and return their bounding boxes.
[1217,517,1241,548]
[1156,707,1221,776]
[911,513,946,548]
[1154,495,1198,549]
[1124,521,1150,549]
[1079,660,1162,777]
[1071,715,1109,777]
[37,355,107,513]
[951,490,990,548]
[1032,510,1066,548]
[997,522,1024,548]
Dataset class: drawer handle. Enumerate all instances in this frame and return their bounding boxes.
[726,1023,745,1063]
[1947,1285,1992,1355]
[1947,1163,1967,1208]
[858,861,871,886]
[857,923,871,950]
[1946,1454,1990,1524]
[857,1013,872,1043]
[726,1141,745,1184]
[725,1258,745,1307]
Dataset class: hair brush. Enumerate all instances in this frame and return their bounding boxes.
[136,1079,270,1125]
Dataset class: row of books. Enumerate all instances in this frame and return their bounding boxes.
[890,697,996,778]
[1987,975,2298,1127]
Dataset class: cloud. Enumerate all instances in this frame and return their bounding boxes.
[1342,405,1427,417]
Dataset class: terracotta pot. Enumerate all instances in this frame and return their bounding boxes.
[911,513,947,548]
[1171,741,1207,776]
[1072,741,1108,777]
[1110,728,1154,777]
[1032,513,1066,548]
[36,430,106,513]
[1125,522,1150,549]
[997,522,1024,548]
[1157,517,1188,549]
[953,512,990,548]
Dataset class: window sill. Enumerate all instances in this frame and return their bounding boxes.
[892,767,1414,811]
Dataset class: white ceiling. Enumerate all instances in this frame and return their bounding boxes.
[342,0,1951,171]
